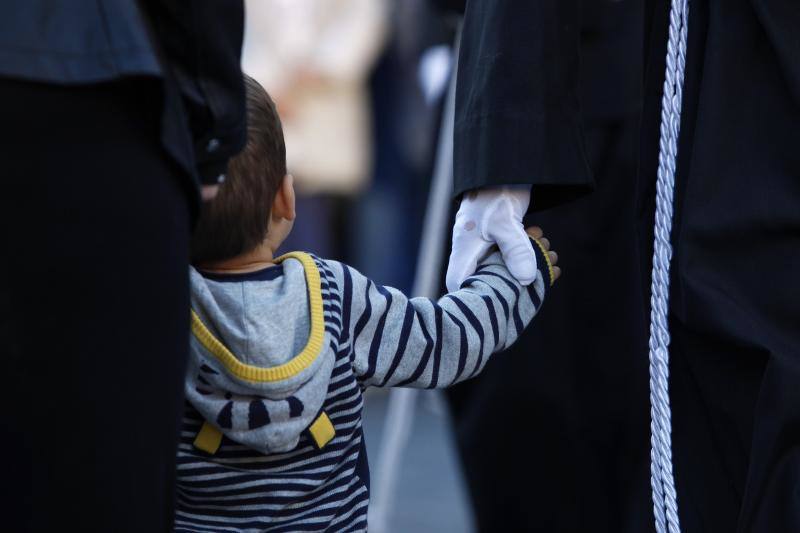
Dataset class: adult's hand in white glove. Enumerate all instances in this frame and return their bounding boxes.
[445,185,536,292]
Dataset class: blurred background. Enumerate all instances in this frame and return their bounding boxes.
[242,1,471,531]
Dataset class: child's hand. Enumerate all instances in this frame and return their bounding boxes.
[525,226,561,282]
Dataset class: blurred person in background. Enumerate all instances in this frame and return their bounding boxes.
[351,0,458,291]
[242,0,389,260]
[0,2,246,531]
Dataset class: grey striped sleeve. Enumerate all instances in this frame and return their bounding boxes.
[323,246,550,389]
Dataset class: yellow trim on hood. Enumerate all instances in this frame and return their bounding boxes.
[190,252,325,383]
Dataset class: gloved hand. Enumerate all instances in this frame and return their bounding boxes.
[446,185,536,292]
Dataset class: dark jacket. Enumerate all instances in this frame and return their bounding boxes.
[0,0,246,188]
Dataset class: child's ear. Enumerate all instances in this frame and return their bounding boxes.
[272,174,296,221]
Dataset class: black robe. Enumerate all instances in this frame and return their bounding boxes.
[448,0,800,531]
[638,0,800,531]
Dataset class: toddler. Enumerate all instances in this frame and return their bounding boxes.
[175,75,559,532]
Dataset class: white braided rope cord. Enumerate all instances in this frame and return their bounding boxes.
[649,0,689,532]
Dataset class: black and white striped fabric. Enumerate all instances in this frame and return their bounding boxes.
[175,248,550,532]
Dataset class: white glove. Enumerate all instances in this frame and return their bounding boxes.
[446,185,536,293]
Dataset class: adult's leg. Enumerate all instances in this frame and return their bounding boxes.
[741,342,800,532]
[668,318,763,532]
[0,78,191,531]
[670,317,800,533]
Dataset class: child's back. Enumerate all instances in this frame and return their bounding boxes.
[175,74,558,532]
[177,253,369,531]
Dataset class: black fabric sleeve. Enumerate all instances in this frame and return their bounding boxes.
[453,0,593,211]
[144,0,247,186]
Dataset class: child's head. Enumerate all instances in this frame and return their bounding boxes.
[191,74,294,266]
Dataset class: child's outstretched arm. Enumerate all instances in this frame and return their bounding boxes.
[325,228,558,389]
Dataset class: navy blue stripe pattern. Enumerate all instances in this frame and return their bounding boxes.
[176,251,547,531]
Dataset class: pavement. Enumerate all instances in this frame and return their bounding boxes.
[362,388,476,533]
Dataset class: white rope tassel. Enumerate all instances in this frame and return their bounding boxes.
[649,0,689,532]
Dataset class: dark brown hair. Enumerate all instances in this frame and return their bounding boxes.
[190,74,286,265]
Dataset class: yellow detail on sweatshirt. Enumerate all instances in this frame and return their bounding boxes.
[190,252,325,383]
[308,412,336,449]
[532,238,556,287]
[194,421,223,454]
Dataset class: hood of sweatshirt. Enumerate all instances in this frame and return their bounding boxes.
[186,253,335,455]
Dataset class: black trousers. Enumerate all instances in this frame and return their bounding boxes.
[0,78,191,531]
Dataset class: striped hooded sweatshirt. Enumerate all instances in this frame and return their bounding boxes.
[175,243,554,532]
